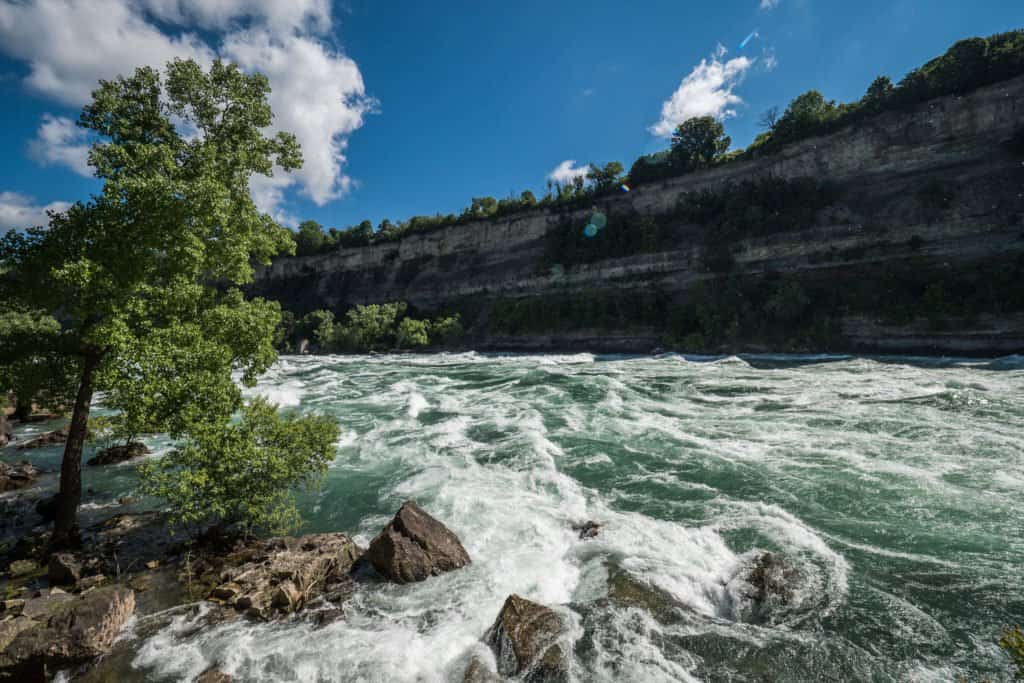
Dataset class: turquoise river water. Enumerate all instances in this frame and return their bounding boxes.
[5,353,1024,681]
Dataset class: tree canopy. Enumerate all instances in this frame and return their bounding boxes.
[0,58,337,542]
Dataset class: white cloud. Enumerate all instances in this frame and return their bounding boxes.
[547,160,589,185]
[0,191,71,230]
[650,45,754,138]
[0,0,371,215]
[760,0,780,9]
[28,114,92,177]
[249,174,299,228]
[224,30,372,205]
[139,0,330,34]
[0,0,213,106]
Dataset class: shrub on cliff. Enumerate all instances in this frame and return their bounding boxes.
[671,116,732,169]
[396,318,430,348]
[1001,626,1024,679]
[0,59,337,545]
[139,398,339,535]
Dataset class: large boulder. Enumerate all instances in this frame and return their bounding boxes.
[482,594,569,682]
[366,501,470,584]
[203,533,362,620]
[0,461,39,492]
[86,442,151,467]
[0,586,135,681]
[16,428,67,450]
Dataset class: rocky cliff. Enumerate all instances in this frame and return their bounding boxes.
[250,75,1024,355]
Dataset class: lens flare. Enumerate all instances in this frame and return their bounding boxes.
[583,224,598,238]
[621,184,631,193]
[590,212,607,229]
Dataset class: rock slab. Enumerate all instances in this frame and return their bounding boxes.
[204,533,362,620]
[0,586,135,681]
[483,594,568,682]
[366,501,470,584]
[0,461,39,492]
[86,442,151,467]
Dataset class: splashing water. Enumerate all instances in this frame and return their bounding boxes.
[23,353,1023,682]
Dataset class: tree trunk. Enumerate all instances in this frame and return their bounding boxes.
[52,353,100,548]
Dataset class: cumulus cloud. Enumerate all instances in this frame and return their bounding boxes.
[547,160,589,185]
[0,0,372,215]
[224,30,373,205]
[760,0,780,9]
[0,191,71,230]
[649,45,754,138]
[139,0,330,33]
[28,114,92,177]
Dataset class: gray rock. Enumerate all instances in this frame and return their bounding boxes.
[0,585,135,681]
[206,532,362,620]
[0,461,39,492]
[86,442,151,466]
[8,559,41,578]
[571,520,601,540]
[16,428,67,450]
[366,501,470,584]
[0,412,10,448]
[463,656,503,683]
[48,552,82,586]
[483,594,568,683]
[196,667,233,683]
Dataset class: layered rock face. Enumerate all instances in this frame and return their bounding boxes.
[252,76,1024,355]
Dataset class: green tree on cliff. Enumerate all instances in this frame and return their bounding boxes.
[0,59,336,544]
[670,116,731,169]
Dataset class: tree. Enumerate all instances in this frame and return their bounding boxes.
[430,315,464,345]
[520,190,537,207]
[758,106,780,131]
[773,90,837,142]
[0,59,311,545]
[139,398,339,534]
[861,76,894,111]
[396,318,430,348]
[670,117,731,169]
[587,162,625,195]
[294,220,326,256]
[332,302,407,351]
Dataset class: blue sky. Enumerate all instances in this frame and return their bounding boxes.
[0,0,1020,232]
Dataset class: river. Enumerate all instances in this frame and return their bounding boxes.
[13,352,1024,681]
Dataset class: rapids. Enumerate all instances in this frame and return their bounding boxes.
[8,352,1024,681]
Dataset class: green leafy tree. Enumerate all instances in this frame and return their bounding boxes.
[430,315,464,345]
[333,302,407,351]
[861,76,894,111]
[587,162,625,194]
[520,190,537,207]
[294,220,326,256]
[396,318,430,348]
[670,117,731,169]
[774,90,837,142]
[0,59,311,545]
[139,398,339,534]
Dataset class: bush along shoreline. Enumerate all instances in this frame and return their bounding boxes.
[275,303,464,354]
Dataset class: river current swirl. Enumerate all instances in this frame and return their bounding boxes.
[24,353,1024,681]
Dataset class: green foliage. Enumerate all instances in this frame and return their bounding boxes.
[396,318,430,348]
[139,398,339,534]
[430,315,464,345]
[332,302,406,352]
[0,58,336,536]
[294,220,327,257]
[1000,626,1024,679]
[671,116,732,169]
[587,162,626,195]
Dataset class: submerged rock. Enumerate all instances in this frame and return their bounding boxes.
[571,520,601,540]
[196,667,233,683]
[204,533,362,621]
[86,442,151,466]
[462,656,503,683]
[726,551,801,625]
[0,461,39,492]
[482,594,569,682]
[604,563,683,625]
[0,585,135,681]
[16,428,67,450]
[366,501,470,584]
